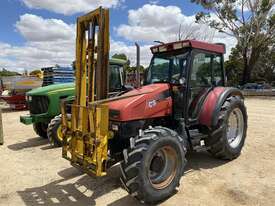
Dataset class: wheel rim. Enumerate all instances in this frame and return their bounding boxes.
[57,124,63,142]
[62,120,71,143]
[148,146,178,190]
[226,108,244,148]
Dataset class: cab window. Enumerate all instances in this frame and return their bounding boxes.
[213,55,223,86]
[109,65,122,91]
[191,53,212,87]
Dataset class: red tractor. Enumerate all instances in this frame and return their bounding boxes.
[62,8,247,204]
[111,40,247,203]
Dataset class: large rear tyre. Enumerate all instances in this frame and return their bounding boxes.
[207,96,247,160]
[33,122,48,139]
[120,126,187,204]
[47,115,62,147]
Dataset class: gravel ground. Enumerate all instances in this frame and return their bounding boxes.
[0,98,274,206]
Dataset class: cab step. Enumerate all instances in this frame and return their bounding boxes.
[188,129,210,152]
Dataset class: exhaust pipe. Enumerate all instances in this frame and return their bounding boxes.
[135,42,141,88]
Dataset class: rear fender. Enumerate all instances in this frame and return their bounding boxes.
[198,87,243,128]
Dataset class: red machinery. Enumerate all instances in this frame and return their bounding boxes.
[0,93,26,110]
[0,76,41,110]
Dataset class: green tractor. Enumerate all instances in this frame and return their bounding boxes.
[20,58,129,146]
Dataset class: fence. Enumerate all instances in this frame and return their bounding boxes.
[242,90,275,96]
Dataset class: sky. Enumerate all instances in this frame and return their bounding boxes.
[0,0,237,72]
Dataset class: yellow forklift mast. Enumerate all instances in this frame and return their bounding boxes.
[61,7,110,176]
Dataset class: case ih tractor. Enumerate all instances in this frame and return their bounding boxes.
[61,8,247,204]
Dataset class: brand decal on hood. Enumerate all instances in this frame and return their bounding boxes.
[148,100,157,108]
[148,89,171,108]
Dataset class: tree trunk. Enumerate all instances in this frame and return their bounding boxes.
[242,63,251,85]
[241,52,251,85]
[241,47,259,85]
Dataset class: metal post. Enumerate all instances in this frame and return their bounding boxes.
[0,108,3,145]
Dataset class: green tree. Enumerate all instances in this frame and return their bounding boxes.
[129,65,145,73]
[252,44,275,83]
[112,53,131,72]
[192,0,275,85]
[0,68,21,77]
[111,53,146,74]
[112,53,128,61]
[29,69,41,77]
[225,43,275,86]
[224,46,244,86]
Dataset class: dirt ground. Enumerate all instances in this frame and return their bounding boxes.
[0,98,274,206]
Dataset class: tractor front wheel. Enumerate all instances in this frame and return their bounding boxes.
[207,96,247,160]
[120,126,187,204]
[47,115,63,147]
[33,122,48,139]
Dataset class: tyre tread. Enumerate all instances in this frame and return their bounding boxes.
[120,126,187,204]
[207,95,247,160]
[47,115,62,147]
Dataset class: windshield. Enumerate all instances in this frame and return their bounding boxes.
[146,51,189,84]
[109,65,123,91]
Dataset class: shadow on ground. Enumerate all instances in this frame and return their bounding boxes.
[17,165,142,206]
[8,137,48,151]
[185,151,228,172]
[40,144,57,150]
[17,152,228,206]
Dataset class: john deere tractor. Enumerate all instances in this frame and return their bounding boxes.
[20,58,129,146]
[61,8,247,204]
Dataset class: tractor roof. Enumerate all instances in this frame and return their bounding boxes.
[150,39,225,54]
[110,58,127,65]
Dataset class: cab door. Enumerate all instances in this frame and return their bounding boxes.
[186,51,224,124]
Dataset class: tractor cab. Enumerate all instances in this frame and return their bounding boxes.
[146,40,226,123]
[107,40,226,127]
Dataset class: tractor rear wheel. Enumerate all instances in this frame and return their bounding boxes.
[47,115,63,147]
[120,126,187,204]
[207,96,247,160]
[33,122,48,139]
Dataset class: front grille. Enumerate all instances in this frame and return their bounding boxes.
[29,96,49,114]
